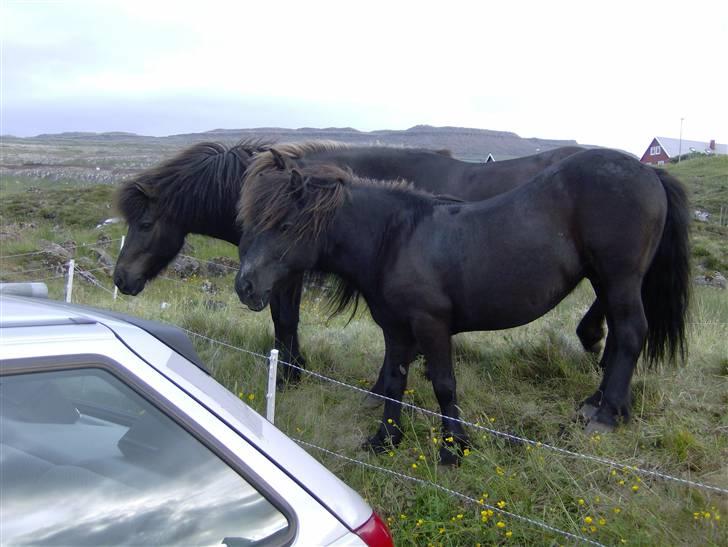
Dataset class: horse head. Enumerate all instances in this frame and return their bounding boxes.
[113,180,186,295]
[235,167,345,310]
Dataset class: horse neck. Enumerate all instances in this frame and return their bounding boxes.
[316,187,412,289]
[181,184,243,245]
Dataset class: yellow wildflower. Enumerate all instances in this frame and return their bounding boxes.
[505,531,513,538]
[577,499,585,506]
[632,485,639,492]
[584,516,593,525]
[411,463,418,470]
[599,518,606,526]
[496,521,506,528]
[497,500,507,509]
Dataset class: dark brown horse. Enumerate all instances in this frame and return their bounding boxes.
[235,150,690,464]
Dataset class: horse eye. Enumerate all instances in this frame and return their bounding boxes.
[139,222,154,231]
[280,222,292,233]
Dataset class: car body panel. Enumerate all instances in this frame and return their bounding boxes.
[1,294,371,546]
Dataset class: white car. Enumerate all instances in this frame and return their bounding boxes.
[0,284,393,546]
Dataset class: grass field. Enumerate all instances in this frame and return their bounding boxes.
[1,154,726,545]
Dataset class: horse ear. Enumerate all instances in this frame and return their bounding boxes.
[134,181,152,199]
[270,148,288,170]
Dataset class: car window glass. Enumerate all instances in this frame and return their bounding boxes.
[0,368,289,546]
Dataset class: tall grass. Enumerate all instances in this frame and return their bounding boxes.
[2,157,727,544]
[3,221,725,545]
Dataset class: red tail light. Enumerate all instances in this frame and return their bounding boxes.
[354,512,394,547]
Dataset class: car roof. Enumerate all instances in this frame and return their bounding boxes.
[0,293,209,374]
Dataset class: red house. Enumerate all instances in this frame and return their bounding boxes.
[640,137,727,165]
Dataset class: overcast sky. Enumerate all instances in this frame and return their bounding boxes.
[2,0,726,155]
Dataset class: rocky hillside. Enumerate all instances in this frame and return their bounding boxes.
[0,125,582,186]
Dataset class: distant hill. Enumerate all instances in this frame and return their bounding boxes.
[3,125,583,161]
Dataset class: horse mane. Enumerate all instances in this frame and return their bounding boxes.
[240,162,439,320]
[243,141,351,182]
[244,140,455,183]
[239,162,428,236]
[116,138,273,226]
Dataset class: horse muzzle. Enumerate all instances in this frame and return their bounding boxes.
[113,270,146,296]
[235,276,271,311]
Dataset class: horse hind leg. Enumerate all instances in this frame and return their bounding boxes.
[576,298,606,355]
[587,284,648,433]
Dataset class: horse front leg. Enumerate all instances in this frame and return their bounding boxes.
[269,272,305,386]
[413,317,469,466]
[364,331,415,453]
[364,343,418,409]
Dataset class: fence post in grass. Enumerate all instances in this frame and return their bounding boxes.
[113,235,125,300]
[266,349,279,423]
[65,259,75,303]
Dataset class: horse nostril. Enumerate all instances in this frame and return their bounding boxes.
[236,276,253,297]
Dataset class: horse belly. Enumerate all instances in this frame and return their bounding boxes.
[450,240,583,333]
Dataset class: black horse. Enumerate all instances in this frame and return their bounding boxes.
[114,140,583,384]
[235,149,690,464]
[112,139,308,370]
[247,143,608,353]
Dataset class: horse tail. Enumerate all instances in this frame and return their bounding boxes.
[642,168,691,365]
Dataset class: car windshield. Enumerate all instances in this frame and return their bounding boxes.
[0,368,289,546]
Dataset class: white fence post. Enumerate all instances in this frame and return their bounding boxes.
[65,259,75,303]
[266,349,279,423]
[113,235,125,300]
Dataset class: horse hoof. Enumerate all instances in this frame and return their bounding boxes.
[577,403,600,422]
[362,393,384,409]
[362,435,389,455]
[438,446,461,467]
[584,420,615,435]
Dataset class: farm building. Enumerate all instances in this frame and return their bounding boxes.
[640,136,727,165]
